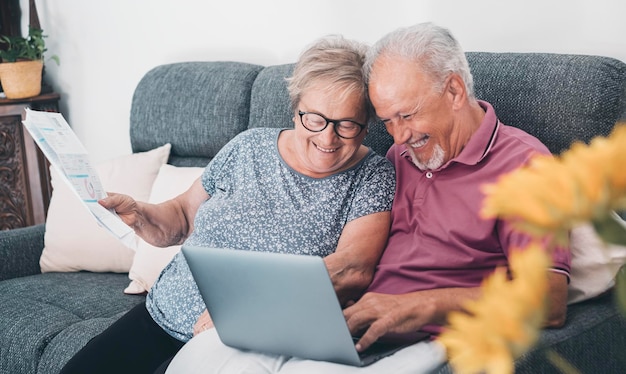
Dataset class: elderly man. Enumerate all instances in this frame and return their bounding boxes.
[165,22,571,374]
[346,21,570,352]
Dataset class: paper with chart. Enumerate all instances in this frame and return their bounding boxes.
[22,109,136,249]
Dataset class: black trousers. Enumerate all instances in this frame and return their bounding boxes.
[60,303,185,374]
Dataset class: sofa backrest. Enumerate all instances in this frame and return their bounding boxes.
[130,61,264,166]
[467,53,626,154]
[130,53,626,168]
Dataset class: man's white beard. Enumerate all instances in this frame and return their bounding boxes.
[407,144,445,171]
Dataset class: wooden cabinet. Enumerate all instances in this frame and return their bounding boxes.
[0,92,59,230]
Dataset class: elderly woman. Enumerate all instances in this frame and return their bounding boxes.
[59,35,395,374]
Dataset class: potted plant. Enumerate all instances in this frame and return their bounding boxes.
[0,26,57,99]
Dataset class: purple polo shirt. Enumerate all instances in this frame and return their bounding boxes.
[367,101,570,297]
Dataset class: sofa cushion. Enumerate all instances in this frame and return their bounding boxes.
[37,311,130,374]
[125,164,205,294]
[40,144,171,273]
[0,272,145,374]
[130,61,265,167]
[568,223,626,304]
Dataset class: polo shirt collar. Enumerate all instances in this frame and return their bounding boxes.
[452,100,499,166]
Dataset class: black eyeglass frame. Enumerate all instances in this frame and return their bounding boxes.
[298,110,367,139]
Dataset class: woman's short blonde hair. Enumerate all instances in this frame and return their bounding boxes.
[286,35,370,120]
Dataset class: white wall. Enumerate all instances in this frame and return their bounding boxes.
[20,0,626,162]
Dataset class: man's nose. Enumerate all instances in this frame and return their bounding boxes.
[385,119,411,145]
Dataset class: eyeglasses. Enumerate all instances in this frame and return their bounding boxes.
[298,110,366,139]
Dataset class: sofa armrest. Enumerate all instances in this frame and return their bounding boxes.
[0,224,44,281]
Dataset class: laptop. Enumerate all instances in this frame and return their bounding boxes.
[182,245,430,367]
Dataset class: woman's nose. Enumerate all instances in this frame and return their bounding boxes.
[319,122,339,142]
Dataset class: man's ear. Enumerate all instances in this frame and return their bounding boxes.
[446,73,466,109]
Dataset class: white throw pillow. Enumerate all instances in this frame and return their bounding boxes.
[40,144,171,273]
[567,221,626,304]
[124,164,205,294]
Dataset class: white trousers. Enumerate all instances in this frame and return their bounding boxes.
[165,329,447,374]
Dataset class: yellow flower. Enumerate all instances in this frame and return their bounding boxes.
[438,244,550,374]
[481,123,626,242]
[449,123,626,374]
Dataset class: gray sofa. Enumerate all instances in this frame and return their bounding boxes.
[1,52,626,374]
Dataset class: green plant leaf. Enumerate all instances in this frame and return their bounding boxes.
[0,26,48,62]
[48,55,60,66]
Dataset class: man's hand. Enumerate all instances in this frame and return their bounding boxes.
[343,292,436,352]
[193,309,214,336]
[344,287,482,352]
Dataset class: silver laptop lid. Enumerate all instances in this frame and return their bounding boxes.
[182,245,363,366]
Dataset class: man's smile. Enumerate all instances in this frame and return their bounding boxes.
[408,135,430,149]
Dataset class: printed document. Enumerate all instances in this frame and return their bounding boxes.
[22,109,136,249]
